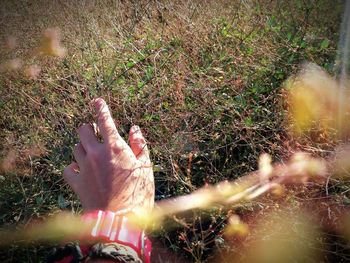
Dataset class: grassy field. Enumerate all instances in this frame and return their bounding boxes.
[0,0,346,262]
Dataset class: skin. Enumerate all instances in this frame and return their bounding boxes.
[63,98,154,262]
[63,97,154,212]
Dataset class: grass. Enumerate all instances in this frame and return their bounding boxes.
[0,0,346,262]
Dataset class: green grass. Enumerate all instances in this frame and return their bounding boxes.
[0,0,345,261]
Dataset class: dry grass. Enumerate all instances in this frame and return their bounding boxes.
[0,0,345,262]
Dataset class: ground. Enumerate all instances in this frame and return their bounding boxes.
[0,0,347,262]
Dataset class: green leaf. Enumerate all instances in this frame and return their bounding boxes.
[320,39,330,49]
[267,16,276,28]
[137,82,144,89]
[162,101,169,109]
[36,196,43,205]
[246,47,254,55]
[83,70,93,81]
[126,61,134,68]
[128,85,135,95]
[58,194,68,209]
[288,54,295,63]
[300,41,306,48]
[244,117,253,126]
[146,66,154,79]
[222,29,228,37]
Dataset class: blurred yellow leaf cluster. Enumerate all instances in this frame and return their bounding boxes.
[224,215,249,238]
[287,63,350,137]
[39,28,66,57]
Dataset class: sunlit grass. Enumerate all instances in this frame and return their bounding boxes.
[0,0,346,261]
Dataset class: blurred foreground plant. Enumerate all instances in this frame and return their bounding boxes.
[287,63,350,138]
[0,151,327,246]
